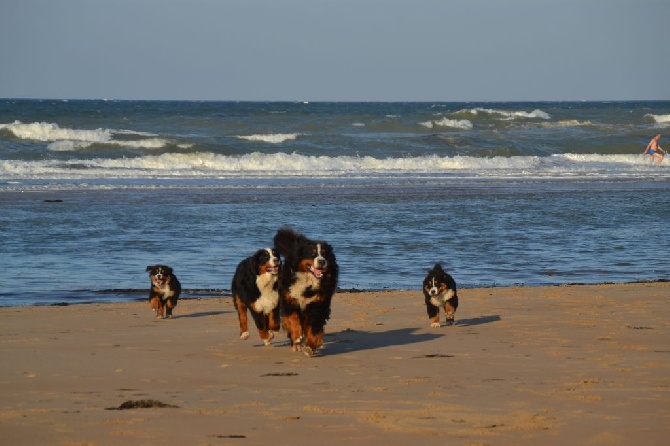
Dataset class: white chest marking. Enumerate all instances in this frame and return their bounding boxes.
[255,273,279,314]
[430,288,455,307]
[155,283,175,300]
[288,271,321,310]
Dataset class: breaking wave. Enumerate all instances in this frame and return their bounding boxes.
[457,107,552,120]
[1,151,664,183]
[419,118,473,130]
[0,121,169,151]
[234,133,300,143]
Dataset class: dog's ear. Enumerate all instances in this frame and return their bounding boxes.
[251,250,264,271]
[165,266,173,275]
[146,265,154,272]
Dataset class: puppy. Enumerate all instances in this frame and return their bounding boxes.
[274,227,338,356]
[146,265,181,319]
[231,248,282,345]
[422,263,458,327]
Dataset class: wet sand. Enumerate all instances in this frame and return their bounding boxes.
[0,283,668,445]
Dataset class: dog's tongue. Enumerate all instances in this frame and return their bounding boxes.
[312,268,325,277]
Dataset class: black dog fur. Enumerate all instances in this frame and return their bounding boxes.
[231,248,282,345]
[146,264,181,319]
[422,263,458,327]
[274,227,338,356]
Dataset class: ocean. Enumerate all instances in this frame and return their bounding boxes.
[1,99,668,307]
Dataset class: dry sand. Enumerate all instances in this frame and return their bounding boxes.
[1,283,668,445]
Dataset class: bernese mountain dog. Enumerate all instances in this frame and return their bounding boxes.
[146,264,181,319]
[422,263,459,328]
[231,248,282,345]
[274,227,339,357]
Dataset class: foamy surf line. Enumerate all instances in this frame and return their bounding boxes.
[0,121,180,151]
[0,152,665,183]
[645,113,670,127]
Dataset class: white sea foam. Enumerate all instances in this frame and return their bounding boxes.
[2,121,170,151]
[47,141,94,151]
[235,133,300,143]
[1,152,663,183]
[538,120,593,128]
[114,129,159,137]
[458,108,551,120]
[3,121,113,142]
[556,153,650,164]
[419,117,473,130]
[646,113,670,127]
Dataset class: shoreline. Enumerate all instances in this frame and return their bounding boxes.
[2,279,668,309]
[1,282,668,445]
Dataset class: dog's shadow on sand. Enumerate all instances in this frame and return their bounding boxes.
[323,314,501,355]
[456,314,501,327]
[324,328,438,355]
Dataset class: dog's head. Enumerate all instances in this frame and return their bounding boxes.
[253,248,281,275]
[295,240,335,279]
[423,263,450,297]
[274,227,338,282]
[146,264,174,287]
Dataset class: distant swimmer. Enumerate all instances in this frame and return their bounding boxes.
[643,133,665,164]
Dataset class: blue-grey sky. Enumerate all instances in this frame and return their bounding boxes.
[1,0,668,101]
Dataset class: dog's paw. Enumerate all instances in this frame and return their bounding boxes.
[240,331,250,340]
[290,343,301,352]
[430,322,441,328]
[303,346,314,357]
[262,332,274,346]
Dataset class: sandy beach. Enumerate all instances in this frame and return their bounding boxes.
[1,282,668,445]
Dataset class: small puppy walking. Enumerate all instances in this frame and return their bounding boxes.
[231,248,282,345]
[146,265,181,319]
[422,263,459,327]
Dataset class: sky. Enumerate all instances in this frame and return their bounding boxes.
[1,0,669,102]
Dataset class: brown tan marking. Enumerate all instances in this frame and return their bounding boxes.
[303,325,324,356]
[282,309,303,351]
[234,294,250,339]
[150,296,161,317]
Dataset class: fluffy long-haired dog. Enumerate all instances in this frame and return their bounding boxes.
[274,227,338,356]
[146,264,181,319]
[231,248,282,345]
[422,263,458,327]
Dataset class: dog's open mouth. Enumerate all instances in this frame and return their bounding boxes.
[308,265,326,278]
[267,266,279,274]
[153,278,166,286]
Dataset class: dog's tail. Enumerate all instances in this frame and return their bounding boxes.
[274,227,305,256]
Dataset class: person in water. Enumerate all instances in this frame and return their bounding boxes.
[643,133,665,164]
